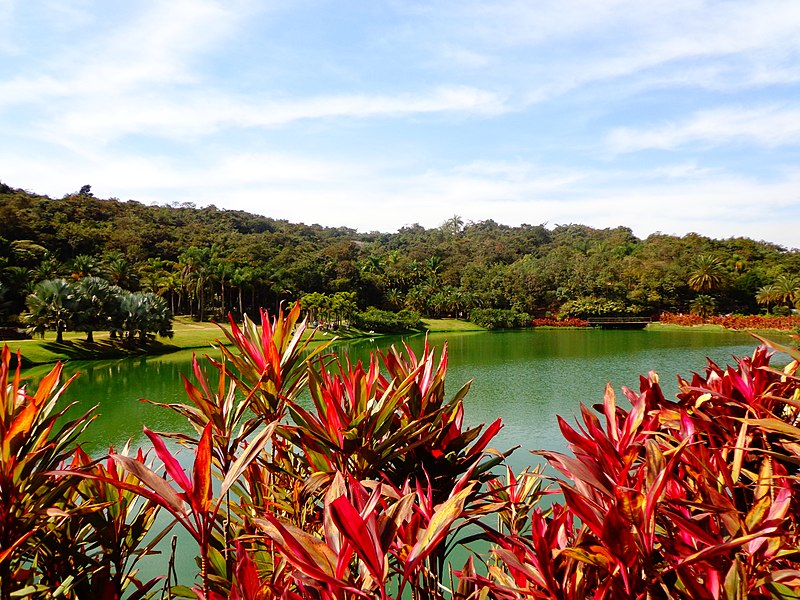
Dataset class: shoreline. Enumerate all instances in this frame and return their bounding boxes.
[5,317,796,367]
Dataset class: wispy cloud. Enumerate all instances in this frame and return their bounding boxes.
[28,85,507,148]
[607,105,800,153]
[428,1,800,102]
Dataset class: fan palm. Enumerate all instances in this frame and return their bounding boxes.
[24,279,76,342]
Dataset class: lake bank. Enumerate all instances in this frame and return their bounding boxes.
[6,315,796,366]
[5,316,432,366]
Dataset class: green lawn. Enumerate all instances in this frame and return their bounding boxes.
[421,318,485,332]
[645,322,727,332]
[4,317,230,366]
[3,316,382,366]
[11,315,797,367]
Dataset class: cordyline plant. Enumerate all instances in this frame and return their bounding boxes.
[459,336,800,599]
[6,302,800,600]
[0,345,161,600]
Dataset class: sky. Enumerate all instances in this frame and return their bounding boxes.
[2,1,800,249]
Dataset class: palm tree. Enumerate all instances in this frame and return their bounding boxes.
[104,255,136,289]
[384,288,402,310]
[688,254,725,293]
[757,274,800,312]
[772,274,800,309]
[689,294,717,318]
[116,291,173,343]
[755,284,780,312]
[70,254,99,279]
[179,247,214,321]
[441,214,464,236]
[24,279,77,342]
[360,255,384,275]
[3,266,34,315]
[426,256,443,284]
[31,253,63,283]
[73,277,114,342]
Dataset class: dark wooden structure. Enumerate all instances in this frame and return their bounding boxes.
[587,316,652,330]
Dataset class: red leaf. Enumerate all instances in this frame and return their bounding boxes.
[143,426,192,494]
[329,495,386,585]
[191,422,213,513]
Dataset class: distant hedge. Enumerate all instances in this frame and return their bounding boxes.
[351,307,422,333]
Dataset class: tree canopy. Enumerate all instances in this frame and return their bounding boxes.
[1,182,798,328]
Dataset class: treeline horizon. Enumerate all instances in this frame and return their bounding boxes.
[1,180,799,327]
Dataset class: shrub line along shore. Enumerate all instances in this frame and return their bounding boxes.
[4,315,797,367]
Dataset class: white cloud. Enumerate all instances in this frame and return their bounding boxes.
[607,105,800,153]
[26,84,507,147]
[431,0,800,102]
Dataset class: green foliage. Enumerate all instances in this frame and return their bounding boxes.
[689,293,717,317]
[558,296,631,318]
[22,277,172,345]
[351,307,422,333]
[1,184,799,328]
[469,307,531,329]
[24,279,76,342]
[688,253,726,293]
[300,290,357,325]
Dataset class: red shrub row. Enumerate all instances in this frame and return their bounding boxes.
[660,311,800,330]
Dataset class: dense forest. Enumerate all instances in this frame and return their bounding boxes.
[1,181,799,331]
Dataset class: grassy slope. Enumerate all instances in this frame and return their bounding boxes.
[645,322,727,332]
[5,318,227,366]
[6,316,398,366]
[421,318,485,332]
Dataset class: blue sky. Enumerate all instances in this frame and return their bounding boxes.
[2,1,799,248]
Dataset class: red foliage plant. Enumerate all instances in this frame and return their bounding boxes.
[660,311,800,331]
[4,304,800,599]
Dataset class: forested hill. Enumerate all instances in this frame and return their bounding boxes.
[1,181,798,325]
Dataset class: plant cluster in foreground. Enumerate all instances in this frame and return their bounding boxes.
[2,304,800,599]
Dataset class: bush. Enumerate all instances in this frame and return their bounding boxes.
[351,307,422,332]
[660,311,800,330]
[558,296,631,319]
[469,308,531,329]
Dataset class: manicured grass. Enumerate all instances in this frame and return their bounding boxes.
[421,318,485,332]
[4,316,378,367]
[4,318,229,366]
[21,316,788,367]
[646,322,727,332]
[646,322,798,338]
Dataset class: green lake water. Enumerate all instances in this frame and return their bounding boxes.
[20,327,790,586]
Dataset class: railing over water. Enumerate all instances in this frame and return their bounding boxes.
[587,316,653,329]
